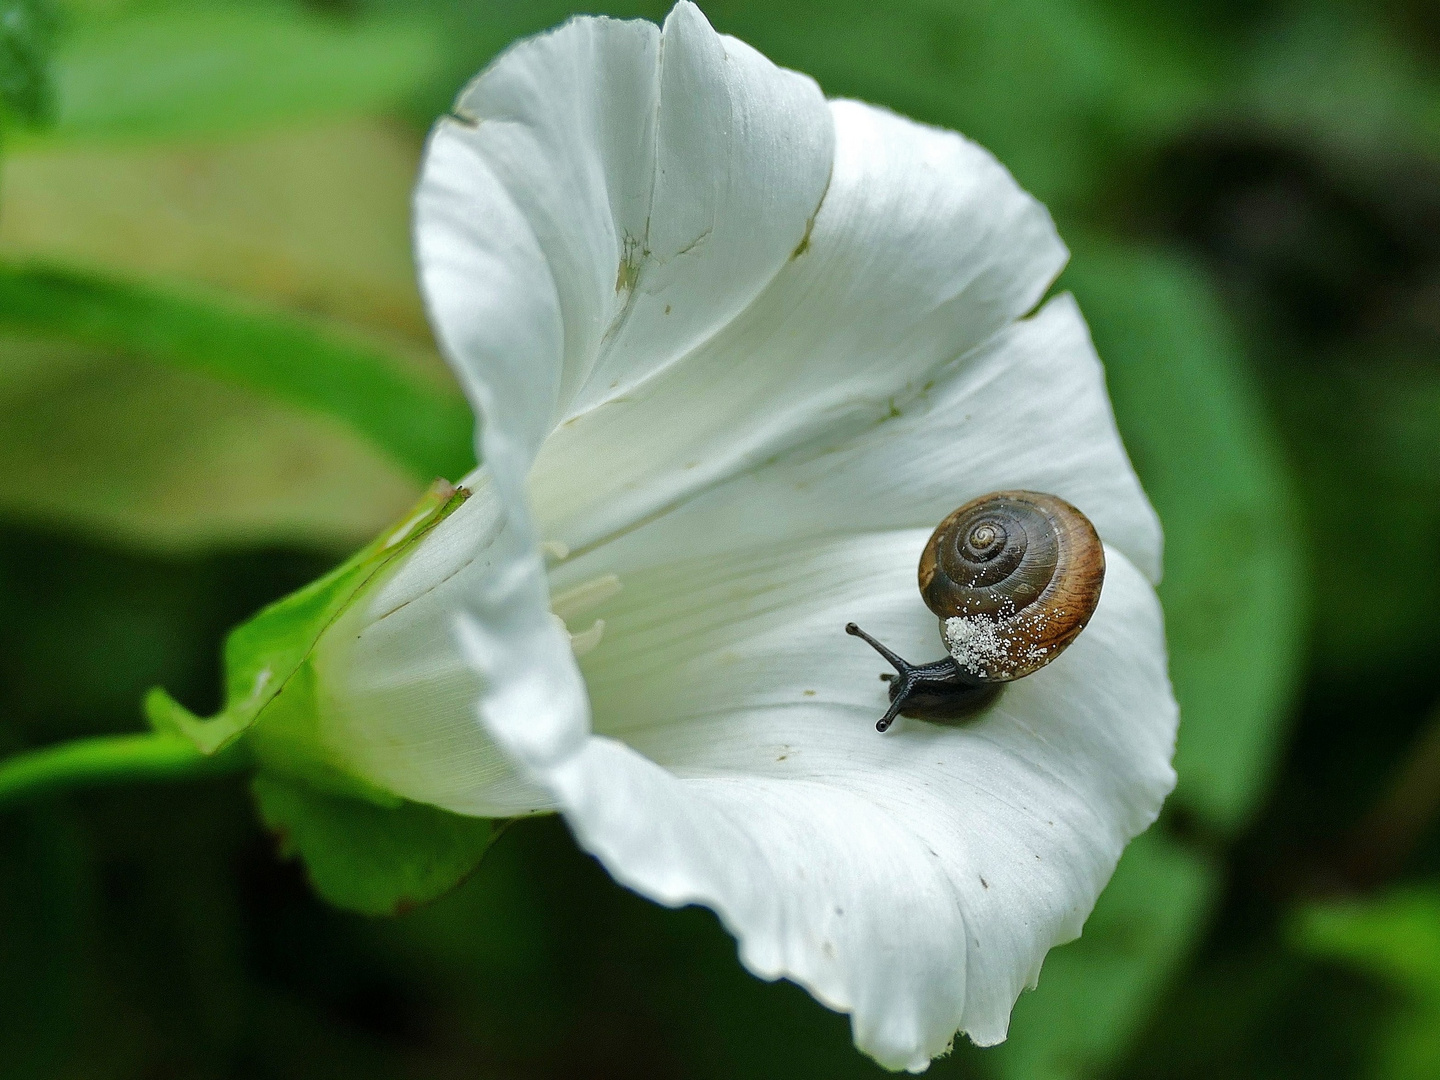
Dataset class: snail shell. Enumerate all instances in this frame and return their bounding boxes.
[917,490,1105,682]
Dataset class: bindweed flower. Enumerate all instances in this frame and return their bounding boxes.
[302,4,1176,1070]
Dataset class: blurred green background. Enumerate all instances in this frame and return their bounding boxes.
[2,0,1439,1077]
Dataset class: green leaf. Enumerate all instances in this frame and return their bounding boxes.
[0,0,58,125]
[146,480,468,793]
[1,121,439,342]
[1234,3,1440,156]
[0,264,474,481]
[252,771,496,917]
[1063,239,1309,834]
[32,0,439,144]
[1268,356,1440,680]
[1294,889,1440,1080]
[994,830,1217,1080]
[0,332,428,552]
[1296,889,1440,999]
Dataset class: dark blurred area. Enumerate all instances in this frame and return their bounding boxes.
[4,1,1440,1077]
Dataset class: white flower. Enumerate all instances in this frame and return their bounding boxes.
[307,4,1177,1071]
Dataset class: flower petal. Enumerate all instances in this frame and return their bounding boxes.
[415,2,833,481]
[576,3,836,415]
[547,292,1161,602]
[410,136,580,785]
[482,530,1175,1068]
[408,5,837,795]
[544,738,968,1071]
[530,96,1067,557]
[413,120,563,493]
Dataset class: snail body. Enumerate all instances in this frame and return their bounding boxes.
[847,491,1105,732]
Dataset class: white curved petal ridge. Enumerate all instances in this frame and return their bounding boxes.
[340,1,1182,1071]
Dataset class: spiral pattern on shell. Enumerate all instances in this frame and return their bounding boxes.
[918,491,1106,682]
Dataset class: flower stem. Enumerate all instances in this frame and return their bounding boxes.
[0,732,249,811]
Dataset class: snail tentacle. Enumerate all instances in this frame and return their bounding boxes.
[845,624,995,732]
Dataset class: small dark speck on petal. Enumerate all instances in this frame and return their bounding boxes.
[776,755,788,762]
[664,304,672,314]
[835,906,844,916]
[803,690,816,697]
[980,877,989,889]
[928,848,939,857]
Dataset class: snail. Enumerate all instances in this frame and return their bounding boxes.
[847,491,1106,732]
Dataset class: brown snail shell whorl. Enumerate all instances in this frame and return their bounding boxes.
[917,490,1105,682]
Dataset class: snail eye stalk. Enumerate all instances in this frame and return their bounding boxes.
[845,624,995,732]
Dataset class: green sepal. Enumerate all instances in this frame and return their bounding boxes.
[145,479,470,780]
[252,772,499,918]
[147,478,494,917]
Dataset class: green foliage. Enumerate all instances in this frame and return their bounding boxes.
[0,265,474,482]
[1297,889,1440,998]
[252,772,496,917]
[31,0,440,144]
[0,0,58,125]
[1232,2,1440,155]
[0,334,426,554]
[0,806,88,1078]
[1296,889,1440,1080]
[147,481,468,785]
[702,0,1216,211]
[1064,241,1308,833]
[1269,356,1440,680]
